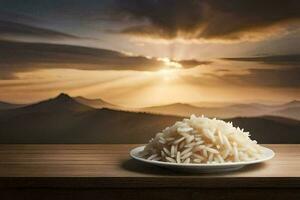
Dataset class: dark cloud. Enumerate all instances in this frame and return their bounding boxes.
[0,39,209,79]
[0,0,112,20]
[223,54,300,65]
[1,0,299,41]
[0,40,210,79]
[176,60,212,68]
[115,0,300,41]
[0,40,169,79]
[0,10,42,24]
[0,20,79,40]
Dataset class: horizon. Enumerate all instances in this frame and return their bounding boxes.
[0,92,299,109]
[1,91,300,124]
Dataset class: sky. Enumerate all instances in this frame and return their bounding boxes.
[0,0,299,107]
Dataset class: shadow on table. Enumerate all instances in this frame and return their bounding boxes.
[121,158,268,176]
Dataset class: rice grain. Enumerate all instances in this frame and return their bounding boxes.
[141,115,264,164]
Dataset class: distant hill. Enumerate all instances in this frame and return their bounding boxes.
[0,101,25,110]
[272,107,300,120]
[142,103,272,118]
[141,101,300,120]
[74,96,118,109]
[142,103,204,117]
[11,93,93,114]
[0,94,180,143]
[281,100,300,108]
[0,94,299,143]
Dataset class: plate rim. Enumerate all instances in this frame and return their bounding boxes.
[130,145,275,167]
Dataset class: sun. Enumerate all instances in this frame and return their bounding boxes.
[158,57,182,69]
[157,68,178,81]
[155,57,182,81]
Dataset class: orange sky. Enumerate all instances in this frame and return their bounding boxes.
[0,0,299,106]
[0,59,299,107]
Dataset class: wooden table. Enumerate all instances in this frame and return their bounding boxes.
[0,144,299,200]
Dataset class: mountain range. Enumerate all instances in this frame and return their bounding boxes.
[141,101,300,120]
[0,93,299,144]
[74,96,118,109]
[2,95,299,120]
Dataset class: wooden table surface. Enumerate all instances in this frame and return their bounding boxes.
[0,144,299,200]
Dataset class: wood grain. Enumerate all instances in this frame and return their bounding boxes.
[0,144,300,187]
[0,144,299,200]
[0,144,299,177]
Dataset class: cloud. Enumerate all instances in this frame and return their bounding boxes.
[114,0,300,41]
[214,54,300,88]
[184,66,300,88]
[2,1,299,42]
[0,40,208,79]
[176,60,212,68]
[0,1,113,21]
[0,40,162,79]
[0,20,79,40]
[223,54,300,65]
[0,10,45,25]
[223,67,300,88]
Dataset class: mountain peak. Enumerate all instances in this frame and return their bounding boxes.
[49,93,75,105]
[17,93,93,113]
[56,93,72,100]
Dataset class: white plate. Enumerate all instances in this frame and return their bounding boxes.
[130,145,275,173]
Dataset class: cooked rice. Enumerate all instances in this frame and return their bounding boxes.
[140,115,264,164]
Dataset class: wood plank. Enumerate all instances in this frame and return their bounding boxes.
[0,144,299,189]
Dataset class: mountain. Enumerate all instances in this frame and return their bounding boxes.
[142,103,203,116]
[0,101,25,110]
[0,94,299,143]
[0,93,93,121]
[281,100,300,108]
[272,107,300,120]
[74,96,117,109]
[0,94,180,143]
[142,103,272,118]
[142,101,300,120]
[16,93,93,113]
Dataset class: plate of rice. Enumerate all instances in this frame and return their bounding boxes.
[130,115,274,172]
